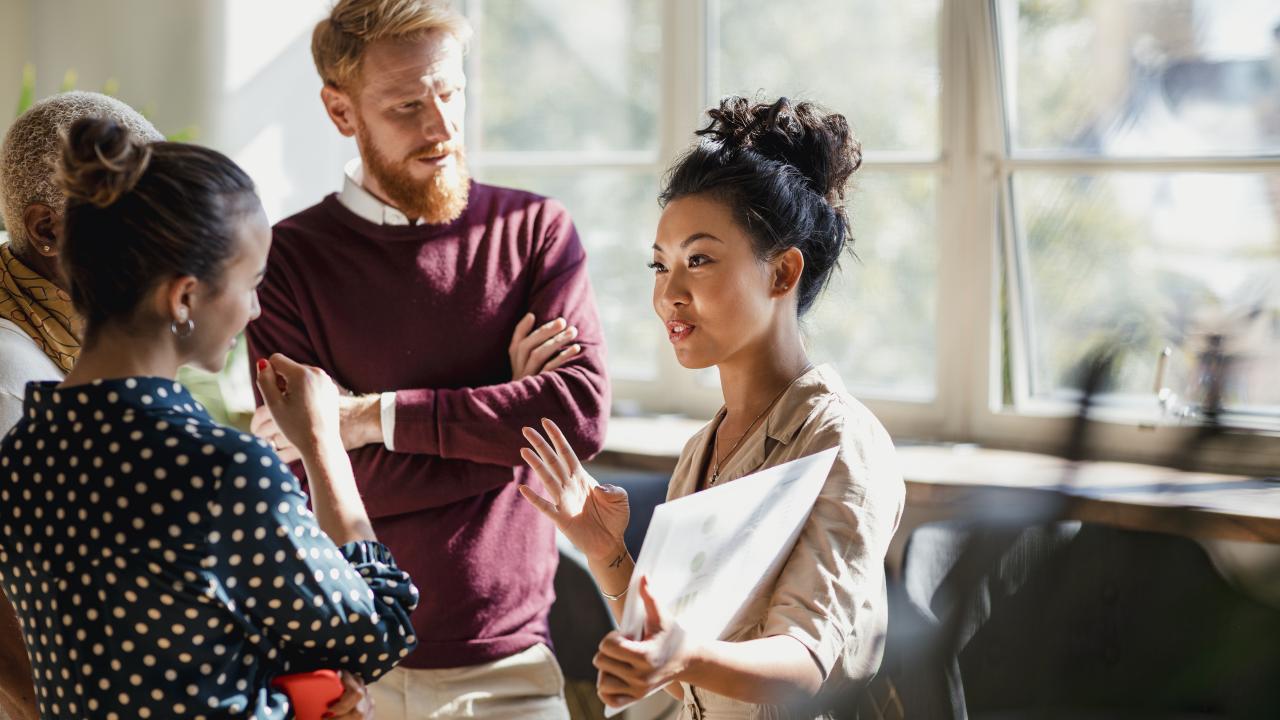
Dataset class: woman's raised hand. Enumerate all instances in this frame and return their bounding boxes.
[254,354,342,457]
[519,418,630,562]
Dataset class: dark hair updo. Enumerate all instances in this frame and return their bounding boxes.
[659,96,863,316]
[56,117,258,334]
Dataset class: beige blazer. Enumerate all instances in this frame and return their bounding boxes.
[667,365,905,720]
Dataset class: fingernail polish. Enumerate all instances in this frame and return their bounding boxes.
[256,359,268,371]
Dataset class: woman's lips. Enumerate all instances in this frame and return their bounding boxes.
[667,321,695,343]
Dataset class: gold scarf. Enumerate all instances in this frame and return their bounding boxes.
[0,241,80,373]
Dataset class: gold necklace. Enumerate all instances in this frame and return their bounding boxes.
[709,363,815,486]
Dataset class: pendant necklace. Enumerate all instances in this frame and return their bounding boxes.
[709,363,814,486]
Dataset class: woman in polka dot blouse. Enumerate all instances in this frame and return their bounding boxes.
[0,118,419,719]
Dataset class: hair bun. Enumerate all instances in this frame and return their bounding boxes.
[58,117,152,208]
[698,96,862,206]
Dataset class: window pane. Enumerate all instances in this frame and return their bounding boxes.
[472,168,663,381]
[714,0,940,155]
[808,173,938,398]
[1001,0,1280,156]
[1013,172,1280,412]
[468,0,661,152]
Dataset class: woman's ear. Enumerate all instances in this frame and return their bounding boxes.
[772,247,805,298]
[157,275,200,326]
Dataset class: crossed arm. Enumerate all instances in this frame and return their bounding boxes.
[254,312,585,464]
[245,214,610,513]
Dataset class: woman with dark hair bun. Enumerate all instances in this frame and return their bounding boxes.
[520,97,905,718]
[0,117,419,719]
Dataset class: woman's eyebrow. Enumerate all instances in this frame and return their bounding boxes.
[652,233,723,252]
[682,233,722,248]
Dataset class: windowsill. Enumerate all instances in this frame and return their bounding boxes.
[597,416,1280,543]
[597,415,707,471]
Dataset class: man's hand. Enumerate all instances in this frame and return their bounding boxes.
[335,393,383,451]
[509,313,581,380]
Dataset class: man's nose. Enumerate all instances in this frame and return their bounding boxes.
[422,98,455,144]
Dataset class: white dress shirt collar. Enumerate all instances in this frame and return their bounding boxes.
[338,158,419,226]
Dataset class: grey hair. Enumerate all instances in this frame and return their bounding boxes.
[1,91,163,251]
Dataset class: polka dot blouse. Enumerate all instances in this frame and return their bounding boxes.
[0,377,420,719]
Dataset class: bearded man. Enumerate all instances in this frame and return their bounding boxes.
[245,2,609,719]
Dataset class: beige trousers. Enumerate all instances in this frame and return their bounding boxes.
[368,643,570,720]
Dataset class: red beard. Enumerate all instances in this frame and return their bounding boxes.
[357,124,471,225]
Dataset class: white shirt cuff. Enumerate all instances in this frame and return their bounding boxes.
[380,391,397,451]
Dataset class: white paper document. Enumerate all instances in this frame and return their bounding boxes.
[604,447,838,716]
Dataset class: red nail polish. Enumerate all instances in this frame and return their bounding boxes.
[257,359,268,371]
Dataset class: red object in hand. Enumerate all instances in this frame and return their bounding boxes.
[271,670,344,720]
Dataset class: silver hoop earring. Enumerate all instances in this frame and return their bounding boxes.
[170,318,195,338]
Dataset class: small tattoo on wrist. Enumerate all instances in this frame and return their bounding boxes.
[608,552,626,569]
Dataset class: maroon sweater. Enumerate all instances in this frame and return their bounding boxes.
[246,184,610,669]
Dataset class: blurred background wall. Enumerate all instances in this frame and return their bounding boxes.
[0,0,354,223]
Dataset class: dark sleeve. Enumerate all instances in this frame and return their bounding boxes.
[245,229,323,390]
[207,441,418,680]
[390,201,611,469]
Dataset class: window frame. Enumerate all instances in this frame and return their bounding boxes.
[973,0,1280,473]
[463,0,1280,475]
